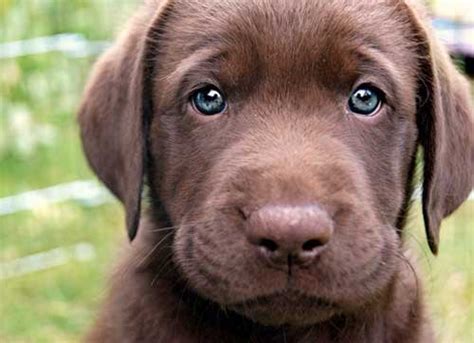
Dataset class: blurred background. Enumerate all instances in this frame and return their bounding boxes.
[0,1,472,342]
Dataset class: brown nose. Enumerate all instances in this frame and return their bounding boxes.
[245,204,333,267]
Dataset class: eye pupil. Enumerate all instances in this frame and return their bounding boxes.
[349,85,383,116]
[192,86,226,115]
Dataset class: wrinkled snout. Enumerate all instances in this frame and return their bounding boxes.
[244,204,334,268]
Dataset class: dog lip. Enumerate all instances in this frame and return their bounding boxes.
[227,290,339,310]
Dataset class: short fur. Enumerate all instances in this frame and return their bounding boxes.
[78,0,473,342]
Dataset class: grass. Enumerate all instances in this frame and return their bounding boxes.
[0,1,473,342]
[410,203,474,342]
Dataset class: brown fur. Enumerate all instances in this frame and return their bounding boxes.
[78,0,473,342]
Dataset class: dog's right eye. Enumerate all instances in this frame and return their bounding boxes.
[191,86,227,116]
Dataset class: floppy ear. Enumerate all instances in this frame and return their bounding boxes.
[78,1,173,240]
[406,4,474,254]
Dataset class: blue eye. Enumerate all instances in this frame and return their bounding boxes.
[191,86,227,116]
[348,85,384,116]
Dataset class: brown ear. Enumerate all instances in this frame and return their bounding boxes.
[406,4,474,254]
[78,1,173,240]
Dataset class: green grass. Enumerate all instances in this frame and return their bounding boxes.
[0,1,473,342]
[1,2,133,342]
[0,204,123,342]
[409,203,474,342]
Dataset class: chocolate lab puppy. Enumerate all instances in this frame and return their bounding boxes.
[78,0,473,341]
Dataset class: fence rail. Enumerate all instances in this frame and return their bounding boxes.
[0,33,110,59]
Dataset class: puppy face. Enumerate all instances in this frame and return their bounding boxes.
[148,0,420,325]
[79,0,473,328]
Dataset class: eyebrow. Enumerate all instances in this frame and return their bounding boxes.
[158,47,225,103]
[355,45,404,103]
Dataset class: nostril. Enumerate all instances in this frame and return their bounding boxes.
[259,238,279,252]
[302,239,324,252]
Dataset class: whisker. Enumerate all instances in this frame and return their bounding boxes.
[399,226,433,272]
[148,220,210,233]
[149,226,179,233]
[150,252,175,287]
[394,251,421,299]
[138,231,175,267]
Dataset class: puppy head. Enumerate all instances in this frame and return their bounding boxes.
[79,0,473,326]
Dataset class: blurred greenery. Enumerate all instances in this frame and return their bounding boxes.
[0,1,472,342]
[1,1,134,342]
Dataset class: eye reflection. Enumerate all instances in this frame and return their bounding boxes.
[191,86,227,116]
[348,85,384,116]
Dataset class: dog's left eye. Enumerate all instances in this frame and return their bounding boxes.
[348,85,384,116]
[191,86,227,116]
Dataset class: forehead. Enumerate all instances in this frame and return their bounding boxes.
[158,0,417,91]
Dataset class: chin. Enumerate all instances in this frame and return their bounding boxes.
[228,291,341,326]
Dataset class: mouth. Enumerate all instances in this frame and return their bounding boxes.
[230,290,337,310]
[227,289,341,326]
[175,214,397,326]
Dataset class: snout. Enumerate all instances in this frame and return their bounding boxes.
[173,133,399,325]
[244,204,334,268]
